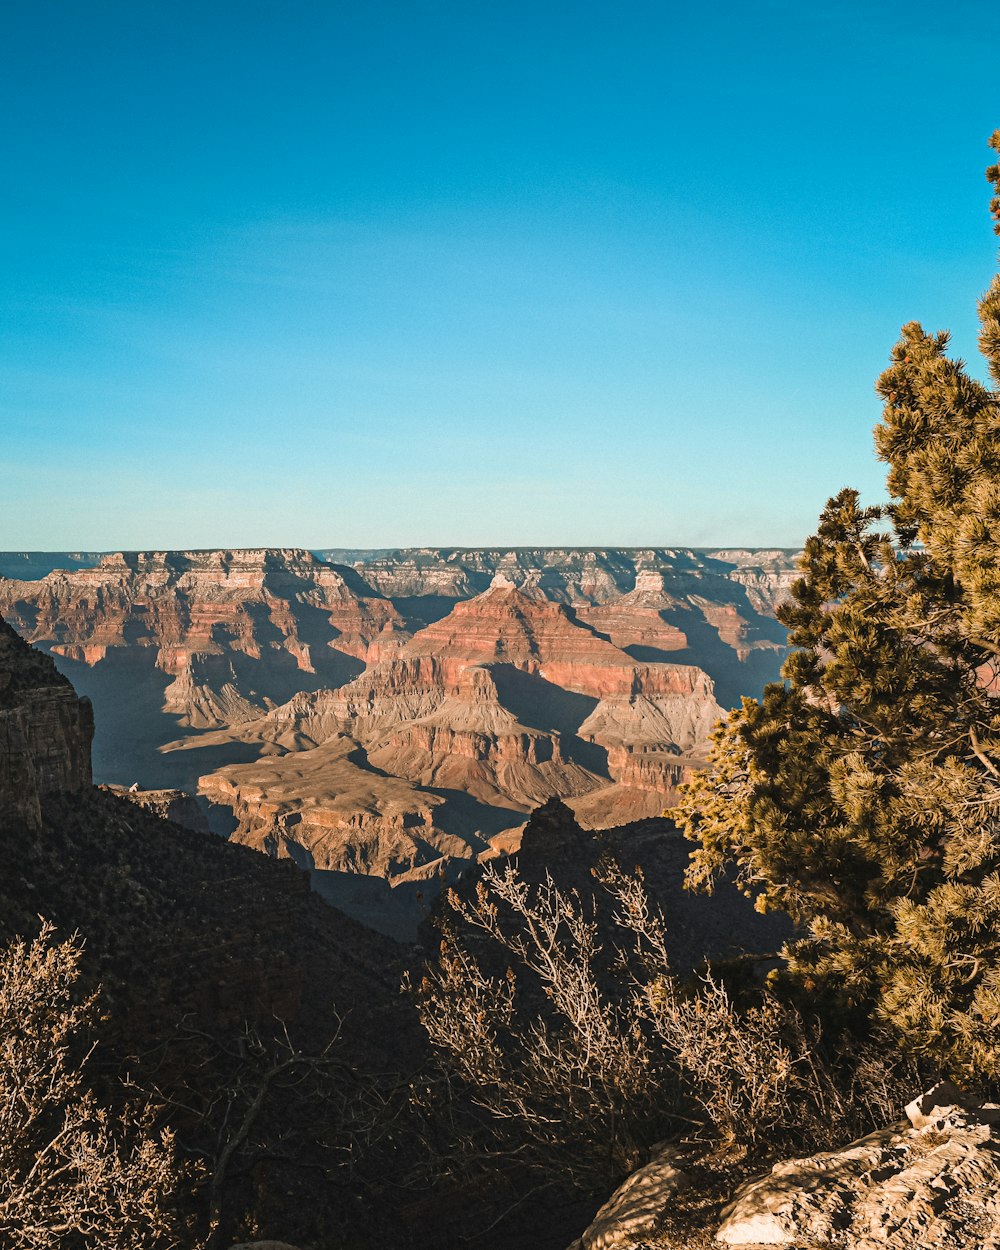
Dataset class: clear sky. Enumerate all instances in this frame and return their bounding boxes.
[2,0,999,550]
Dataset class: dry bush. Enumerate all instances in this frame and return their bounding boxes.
[0,923,195,1249]
[647,972,930,1155]
[416,860,925,1187]
[645,972,809,1151]
[142,1016,406,1246]
[413,862,684,1189]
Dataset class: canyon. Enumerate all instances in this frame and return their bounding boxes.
[0,609,793,1248]
[0,547,794,926]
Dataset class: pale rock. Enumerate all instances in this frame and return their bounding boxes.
[906,1081,970,1129]
[716,1085,1000,1248]
[575,1145,688,1249]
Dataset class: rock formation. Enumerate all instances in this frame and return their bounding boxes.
[190,583,725,885]
[716,1082,1000,1248]
[707,548,800,616]
[101,783,210,832]
[461,798,792,974]
[0,615,93,830]
[201,734,474,877]
[566,1146,689,1250]
[318,546,800,615]
[0,548,793,911]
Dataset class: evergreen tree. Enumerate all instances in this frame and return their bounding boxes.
[676,132,1000,1078]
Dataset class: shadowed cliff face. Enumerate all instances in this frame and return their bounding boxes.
[0,616,93,829]
[0,615,431,1248]
[0,548,794,907]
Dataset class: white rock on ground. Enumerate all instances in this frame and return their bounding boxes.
[716,1084,1000,1248]
[566,1144,689,1250]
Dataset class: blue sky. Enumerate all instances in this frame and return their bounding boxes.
[2,0,999,550]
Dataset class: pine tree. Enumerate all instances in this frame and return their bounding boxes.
[676,132,1000,1079]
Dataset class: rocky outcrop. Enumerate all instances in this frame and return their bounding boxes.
[576,570,688,653]
[0,615,93,830]
[461,798,792,974]
[567,1146,689,1250]
[200,735,484,879]
[716,1082,1000,1248]
[320,547,642,604]
[0,548,403,733]
[707,548,800,616]
[101,784,210,832]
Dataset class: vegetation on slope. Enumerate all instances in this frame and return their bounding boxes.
[676,130,1000,1080]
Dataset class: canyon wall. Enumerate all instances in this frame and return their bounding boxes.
[0,610,422,1246]
[0,616,93,830]
[0,547,796,895]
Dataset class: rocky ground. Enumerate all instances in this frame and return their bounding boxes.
[566,1083,1000,1250]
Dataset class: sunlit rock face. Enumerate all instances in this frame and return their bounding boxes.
[0,547,794,893]
[190,581,726,882]
[0,548,403,728]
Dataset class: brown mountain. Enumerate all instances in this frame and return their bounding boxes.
[189,581,724,895]
[0,547,792,931]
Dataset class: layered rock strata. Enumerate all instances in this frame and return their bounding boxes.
[193,583,725,878]
[320,546,801,612]
[0,548,404,734]
[1,548,793,898]
[200,735,479,877]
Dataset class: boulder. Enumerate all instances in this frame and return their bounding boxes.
[573,1145,689,1249]
[716,1085,1000,1248]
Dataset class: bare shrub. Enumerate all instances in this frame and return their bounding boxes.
[143,1016,403,1246]
[646,972,836,1152]
[647,971,932,1155]
[416,859,926,1186]
[0,923,194,1249]
[412,863,684,1189]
